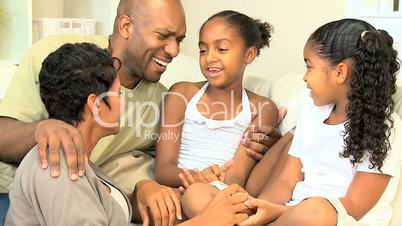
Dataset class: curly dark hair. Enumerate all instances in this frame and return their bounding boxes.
[308,18,400,170]
[39,43,117,125]
[200,10,273,56]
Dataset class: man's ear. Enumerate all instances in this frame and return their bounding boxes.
[245,47,257,64]
[335,62,349,84]
[117,15,132,39]
[87,94,100,115]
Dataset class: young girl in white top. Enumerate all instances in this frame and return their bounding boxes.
[239,18,402,226]
[155,10,278,218]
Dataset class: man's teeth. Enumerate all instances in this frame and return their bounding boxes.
[208,68,222,72]
[153,57,169,67]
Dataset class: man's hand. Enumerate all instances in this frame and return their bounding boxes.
[35,119,86,180]
[242,125,282,160]
[134,180,182,226]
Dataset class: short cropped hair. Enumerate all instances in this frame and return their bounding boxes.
[39,43,117,125]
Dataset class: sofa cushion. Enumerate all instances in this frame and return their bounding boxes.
[243,75,272,97]
[243,74,309,134]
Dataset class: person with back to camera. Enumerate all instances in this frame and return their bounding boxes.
[237,18,402,226]
[5,42,129,225]
[154,10,284,219]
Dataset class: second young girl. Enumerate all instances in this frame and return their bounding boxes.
[239,18,402,226]
[155,10,278,218]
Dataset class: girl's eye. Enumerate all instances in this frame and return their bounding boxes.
[199,49,206,54]
[218,48,228,52]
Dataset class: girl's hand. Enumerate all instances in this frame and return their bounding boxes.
[238,197,288,226]
[178,160,234,190]
[201,160,233,182]
[178,168,208,189]
[201,164,221,182]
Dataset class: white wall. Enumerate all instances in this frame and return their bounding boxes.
[32,0,64,18]
[64,0,119,35]
[0,0,31,63]
[181,0,348,78]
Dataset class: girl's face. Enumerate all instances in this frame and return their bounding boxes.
[198,17,254,88]
[303,42,339,106]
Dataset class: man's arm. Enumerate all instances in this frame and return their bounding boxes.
[0,117,37,162]
[0,36,94,180]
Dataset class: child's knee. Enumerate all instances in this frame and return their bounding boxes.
[181,183,217,218]
[280,197,337,226]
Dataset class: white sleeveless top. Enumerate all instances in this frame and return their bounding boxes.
[177,82,252,170]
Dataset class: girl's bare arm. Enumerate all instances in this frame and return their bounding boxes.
[155,82,195,187]
[340,172,390,220]
[224,94,278,187]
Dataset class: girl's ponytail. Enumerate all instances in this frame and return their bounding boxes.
[342,29,399,170]
[256,19,273,50]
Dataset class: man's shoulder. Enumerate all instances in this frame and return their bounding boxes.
[137,81,168,99]
[153,81,168,93]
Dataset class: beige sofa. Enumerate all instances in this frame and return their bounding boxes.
[1,53,401,225]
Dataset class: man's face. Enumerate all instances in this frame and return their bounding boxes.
[125,0,186,83]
